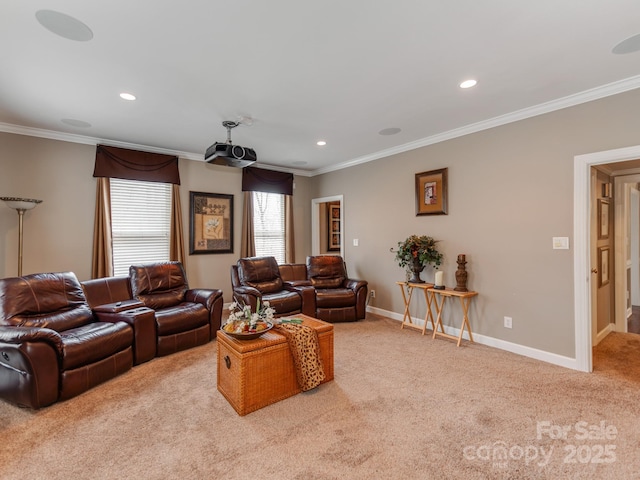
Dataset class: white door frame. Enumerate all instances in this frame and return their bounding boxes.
[311,195,344,258]
[574,144,640,372]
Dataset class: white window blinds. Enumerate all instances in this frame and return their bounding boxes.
[252,191,285,264]
[110,178,172,276]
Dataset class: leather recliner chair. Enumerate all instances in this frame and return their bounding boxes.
[306,255,368,322]
[129,261,223,355]
[82,275,158,365]
[0,272,134,408]
[231,256,315,318]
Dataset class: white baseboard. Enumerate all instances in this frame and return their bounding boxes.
[366,306,580,371]
[593,322,616,346]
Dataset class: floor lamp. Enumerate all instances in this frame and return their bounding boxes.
[1,197,43,277]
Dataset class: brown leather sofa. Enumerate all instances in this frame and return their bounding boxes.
[0,272,134,409]
[232,255,368,322]
[231,256,316,317]
[129,261,223,356]
[306,255,368,322]
[0,262,224,409]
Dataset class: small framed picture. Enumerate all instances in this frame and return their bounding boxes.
[598,246,610,287]
[415,168,448,216]
[598,198,609,240]
[189,191,234,254]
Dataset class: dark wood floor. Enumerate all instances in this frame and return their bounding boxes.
[629,305,640,334]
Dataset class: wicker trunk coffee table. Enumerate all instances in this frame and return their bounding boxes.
[217,314,334,416]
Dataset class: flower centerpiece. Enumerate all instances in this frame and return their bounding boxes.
[391,234,443,283]
[222,298,275,339]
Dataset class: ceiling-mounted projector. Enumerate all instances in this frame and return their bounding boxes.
[205,120,256,168]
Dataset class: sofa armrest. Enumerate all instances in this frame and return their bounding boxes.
[92,299,144,313]
[186,288,224,339]
[232,285,261,297]
[231,286,262,312]
[345,279,368,320]
[286,284,316,317]
[345,278,368,293]
[0,326,63,354]
[0,326,61,408]
[284,280,312,288]
[94,309,157,364]
[185,288,223,311]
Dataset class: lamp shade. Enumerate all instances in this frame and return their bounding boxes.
[1,197,43,210]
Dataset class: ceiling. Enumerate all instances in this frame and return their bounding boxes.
[2,1,640,176]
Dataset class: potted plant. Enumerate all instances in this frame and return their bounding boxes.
[391,235,443,283]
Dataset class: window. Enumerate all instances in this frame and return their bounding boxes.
[253,191,285,263]
[110,178,172,276]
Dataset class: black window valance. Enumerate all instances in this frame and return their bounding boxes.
[93,145,180,184]
[241,167,293,196]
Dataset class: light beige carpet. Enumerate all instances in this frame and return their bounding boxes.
[1,314,640,479]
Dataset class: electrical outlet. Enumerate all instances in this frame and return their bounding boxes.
[370,290,376,298]
[504,316,513,329]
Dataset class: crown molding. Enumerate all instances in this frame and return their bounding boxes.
[0,122,204,160]
[311,75,640,176]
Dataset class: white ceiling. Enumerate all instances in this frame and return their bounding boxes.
[2,1,640,176]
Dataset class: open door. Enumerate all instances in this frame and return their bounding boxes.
[591,168,615,346]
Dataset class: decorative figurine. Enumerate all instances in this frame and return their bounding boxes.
[454,254,468,292]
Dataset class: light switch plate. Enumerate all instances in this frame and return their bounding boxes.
[353,239,359,247]
[552,237,569,249]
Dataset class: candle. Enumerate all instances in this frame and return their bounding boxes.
[435,271,444,286]
[458,254,466,262]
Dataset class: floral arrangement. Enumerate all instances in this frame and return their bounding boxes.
[222,297,275,334]
[391,235,443,271]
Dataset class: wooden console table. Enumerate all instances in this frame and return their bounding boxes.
[428,287,478,346]
[396,281,439,335]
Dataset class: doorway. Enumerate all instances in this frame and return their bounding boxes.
[311,195,344,258]
[575,144,640,372]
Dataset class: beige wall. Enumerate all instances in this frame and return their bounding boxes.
[0,135,96,278]
[311,88,640,358]
[0,133,313,301]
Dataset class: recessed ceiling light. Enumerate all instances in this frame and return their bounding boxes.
[317,140,327,146]
[120,93,136,101]
[612,33,640,54]
[35,10,93,42]
[379,127,401,136]
[292,161,308,166]
[460,79,477,89]
[61,118,92,128]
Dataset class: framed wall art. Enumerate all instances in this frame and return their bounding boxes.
[328,203,341,252]
[189,191,233,254]
[598,198,609,240]
[598,246,610,287]
[415,168,448,216]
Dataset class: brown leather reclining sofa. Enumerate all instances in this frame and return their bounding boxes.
[0,262,223,409]
[231,255,368,323]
